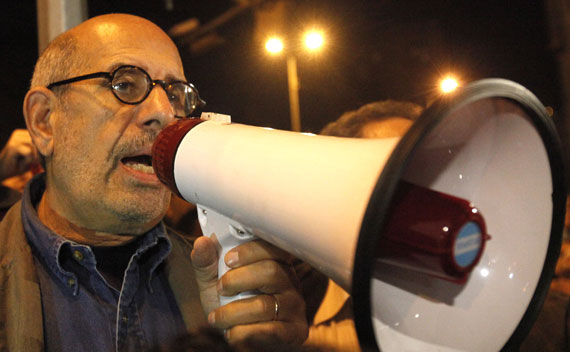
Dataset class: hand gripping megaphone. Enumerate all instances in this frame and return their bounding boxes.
[152,79,567,351]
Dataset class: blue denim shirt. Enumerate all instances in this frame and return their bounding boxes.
[21,175,187,351]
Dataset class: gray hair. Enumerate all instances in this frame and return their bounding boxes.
[29,31,88,169]
[30,31,88,92]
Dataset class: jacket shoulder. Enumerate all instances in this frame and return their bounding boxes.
[0,201,29,259]
[0,201,45,351]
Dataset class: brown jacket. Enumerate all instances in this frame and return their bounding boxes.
[0,201,208,351]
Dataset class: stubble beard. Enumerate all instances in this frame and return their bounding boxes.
[50,131,172,235]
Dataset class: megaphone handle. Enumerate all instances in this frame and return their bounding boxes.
[196,205,259,306]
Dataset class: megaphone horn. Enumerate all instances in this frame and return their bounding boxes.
[152,78,567,351]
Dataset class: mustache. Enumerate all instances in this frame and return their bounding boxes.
[113,130,159,161]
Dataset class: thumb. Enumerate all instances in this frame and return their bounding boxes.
[191,236,219,276]
[191,235,221,314]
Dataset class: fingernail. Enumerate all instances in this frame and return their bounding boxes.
[226,251,238,267]
[208,312,215,325]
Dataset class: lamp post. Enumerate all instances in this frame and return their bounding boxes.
[265,30,324,132]
[286,56,302,132]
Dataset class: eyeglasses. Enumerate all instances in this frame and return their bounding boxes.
[47,65,206,117]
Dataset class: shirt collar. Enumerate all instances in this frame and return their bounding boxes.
[21,173,172,294]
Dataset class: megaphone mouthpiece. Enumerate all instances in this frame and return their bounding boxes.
[152,118,205,197]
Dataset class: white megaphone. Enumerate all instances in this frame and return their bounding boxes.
[152,79,567,351]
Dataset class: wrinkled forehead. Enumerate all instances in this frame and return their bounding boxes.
[72,16,185,79]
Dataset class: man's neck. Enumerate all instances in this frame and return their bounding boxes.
[37,192,137,247]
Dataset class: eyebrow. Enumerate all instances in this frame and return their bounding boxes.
[107,62,129,73]
[107,62,186,83]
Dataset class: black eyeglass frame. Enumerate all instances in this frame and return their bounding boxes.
[46,65,206,117]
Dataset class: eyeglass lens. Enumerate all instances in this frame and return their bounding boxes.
[111,66,198,117]
[111,67,150,103]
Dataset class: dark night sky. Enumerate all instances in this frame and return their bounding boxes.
[1,1,562,145]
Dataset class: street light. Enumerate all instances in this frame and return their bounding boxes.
[304,30,324,51]
[265,37,284,54]
[265,29,325,132]
[440,76,459,93]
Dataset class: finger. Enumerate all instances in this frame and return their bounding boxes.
[226,320,308,346]
[225,240,294,269]
[210,290,303,328]
[12,129,32,142]
[6,130,33,152]
[210,294,277,328]
[15,143,34,158]
[14,145,35,171]
[219,260,294,296]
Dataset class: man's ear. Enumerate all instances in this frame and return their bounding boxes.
[23,87,57,158]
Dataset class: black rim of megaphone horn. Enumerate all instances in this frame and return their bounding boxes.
[352,78,567,352]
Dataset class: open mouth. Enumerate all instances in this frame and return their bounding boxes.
[121,155,154,174]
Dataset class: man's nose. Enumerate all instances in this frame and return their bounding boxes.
[135,84,175,130]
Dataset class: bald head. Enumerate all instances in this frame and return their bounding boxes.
[31,14,182,90]
[68,14,181,67]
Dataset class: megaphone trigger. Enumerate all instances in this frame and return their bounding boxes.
[197,204,259,306]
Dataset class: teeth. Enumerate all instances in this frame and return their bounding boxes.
[125,162,155,174]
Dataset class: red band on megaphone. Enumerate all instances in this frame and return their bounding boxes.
[152,118,205,197]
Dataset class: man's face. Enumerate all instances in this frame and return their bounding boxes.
[46,18,185,234]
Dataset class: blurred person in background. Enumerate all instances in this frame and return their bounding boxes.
[303,99,423,352]
[0,128,40,218]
